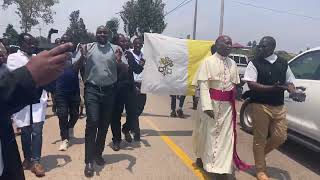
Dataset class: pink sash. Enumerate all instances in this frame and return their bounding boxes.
[209,88,252,171]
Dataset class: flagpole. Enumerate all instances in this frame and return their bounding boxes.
[219,0,225,36]
[192,0,198,40]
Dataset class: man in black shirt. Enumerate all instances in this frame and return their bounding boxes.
[0,43,73,180]
[111,34,144,150]
[243,36,305,180]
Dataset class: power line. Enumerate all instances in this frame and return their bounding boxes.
[165,0,193,17]
[231,0,320,21]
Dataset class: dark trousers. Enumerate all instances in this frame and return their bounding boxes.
[21,121,44,163]
[170,95,186,111]
[111,85,139,143]
[122,93,146,136]
[84,84,115,164]
[0,117,25,180]
[193,95,199,109]
[51,93,56,113]
[55,91,80,140]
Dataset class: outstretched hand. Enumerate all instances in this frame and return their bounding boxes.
[115,49,122,63]
[26,43,73,87]
[289,91,306,102]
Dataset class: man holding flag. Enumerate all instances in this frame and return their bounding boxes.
[192,36,251,175]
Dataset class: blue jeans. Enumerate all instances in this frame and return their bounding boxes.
[21,122,44,163]
[170,95,186,111]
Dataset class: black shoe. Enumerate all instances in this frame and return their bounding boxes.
[84,163,94,177]
[95,156,106,166]
[177,109,185,118]
[196,158,203,169]
[112,142,121,151]
[123,132,133,143]
[170,111,177,117]
[134,134,141,142]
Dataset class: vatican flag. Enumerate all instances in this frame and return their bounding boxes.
[141,33,213,95]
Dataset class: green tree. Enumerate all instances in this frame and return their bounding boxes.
[3,24,19,45]
[2,0,59,33]
[120,0,167,38]
[247,41,252,47]
[252,40,257,47]
[86,32,96,43]
[106,17,120,39]
[275,50,295,61]
[65,10,95,45]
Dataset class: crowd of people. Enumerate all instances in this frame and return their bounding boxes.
[0,25,306,180]
[0,25,148,179]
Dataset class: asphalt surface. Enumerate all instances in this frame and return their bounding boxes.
[18,95,320,180]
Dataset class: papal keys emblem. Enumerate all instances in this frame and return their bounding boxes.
[158,57,174,76]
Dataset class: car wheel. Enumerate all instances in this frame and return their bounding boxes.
[240,98,253,133]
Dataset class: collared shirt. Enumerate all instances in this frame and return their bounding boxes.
[243,54,295,83]
[129,49,144,83]
[73,42,120,87]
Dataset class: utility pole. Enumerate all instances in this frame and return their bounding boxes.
[39,27,42,37]
[192,0,198,40]
[219,0,225,36]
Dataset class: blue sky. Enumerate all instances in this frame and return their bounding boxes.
[0,0,319,52]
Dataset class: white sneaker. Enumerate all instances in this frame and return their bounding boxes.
[69,128,74,138]
[59,139,69,151]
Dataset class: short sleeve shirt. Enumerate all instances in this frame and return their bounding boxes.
[243,54,295,83]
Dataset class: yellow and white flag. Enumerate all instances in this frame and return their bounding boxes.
[141,33,213,95]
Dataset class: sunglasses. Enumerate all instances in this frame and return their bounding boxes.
[257,45,268,48]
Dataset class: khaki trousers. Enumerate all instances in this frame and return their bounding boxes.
[251,103,288,173]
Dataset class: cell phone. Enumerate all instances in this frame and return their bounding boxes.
[49,28,59,34]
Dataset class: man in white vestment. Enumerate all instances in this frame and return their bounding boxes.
[192,36,251,175]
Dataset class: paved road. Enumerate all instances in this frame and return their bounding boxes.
[19,95,320,180]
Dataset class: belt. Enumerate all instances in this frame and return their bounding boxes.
[86,82,115,92]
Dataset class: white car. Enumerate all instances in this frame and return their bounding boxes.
[228,53,249,76]
[229,54,250,99]
[240,47,320,152]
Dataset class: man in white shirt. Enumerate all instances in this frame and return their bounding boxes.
[7,33,47,178]
[243,36,304,180]
[122,38,146,141]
